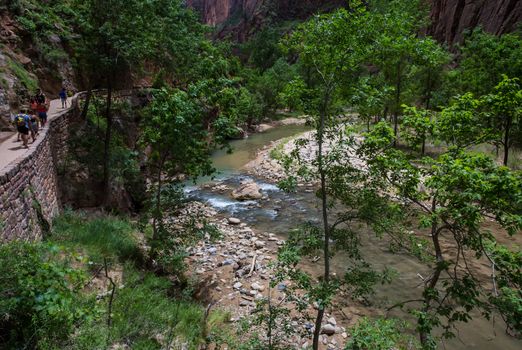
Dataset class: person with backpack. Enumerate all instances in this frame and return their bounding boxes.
[14,112,35,149]
[59,87,67,108]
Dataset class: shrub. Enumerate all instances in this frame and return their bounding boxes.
[345,317,419,350]
[0,242,93,348]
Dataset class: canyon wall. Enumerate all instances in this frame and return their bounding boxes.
[187,0,521,43]
[0,94,82,241]
[429,0,522,44]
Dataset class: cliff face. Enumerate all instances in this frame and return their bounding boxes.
[186,0,345,41]
[429,0,522,44]
[187,0,521,43]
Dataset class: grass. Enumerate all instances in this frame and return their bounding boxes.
[50,210,142,264]
[71,263,231,350]
[269,135,295,160]
[41,211,235,349]
[7,57,38,93]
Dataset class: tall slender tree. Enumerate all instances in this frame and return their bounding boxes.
[278,4,383,348]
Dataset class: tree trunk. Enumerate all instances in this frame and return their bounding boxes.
[421,137,426,156]
[102,80,113,207]
[152,155,165,243]
[393,61,402,147]
[312,91,331,350]
[80,88,93,120]
[425,71,432,111]
[503,116,511,166]
[419,199,444,346]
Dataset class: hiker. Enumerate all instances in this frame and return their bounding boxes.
[14,112,35,149]
[30,113,40,138]
[30,96,38,114]
[35,89,45,105]
[36,96,47,128]
[59,87,67,108]
[10,113,21,142]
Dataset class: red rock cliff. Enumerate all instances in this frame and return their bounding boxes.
[186,0,521,43]
[429,0,521,44]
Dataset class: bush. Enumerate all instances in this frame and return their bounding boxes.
[0,242,93,349]
[345,317,419,350]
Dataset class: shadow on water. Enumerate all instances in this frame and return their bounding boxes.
[186,124,521,350]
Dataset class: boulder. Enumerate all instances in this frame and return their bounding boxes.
[254,240,266,249]
[321,324,336,336]
[228,217,241,225]
[231,180,262,200]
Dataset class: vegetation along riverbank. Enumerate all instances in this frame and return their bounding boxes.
[0,0,521,349]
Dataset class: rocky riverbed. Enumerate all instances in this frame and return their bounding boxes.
[178,201,350,349]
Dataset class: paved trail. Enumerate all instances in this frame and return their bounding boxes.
[0,97,72,172]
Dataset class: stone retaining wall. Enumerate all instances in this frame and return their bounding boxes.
[0,94,82,241]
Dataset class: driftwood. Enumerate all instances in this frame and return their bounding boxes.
[247,254,257,277]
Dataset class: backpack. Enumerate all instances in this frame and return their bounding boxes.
[15,115,25,127]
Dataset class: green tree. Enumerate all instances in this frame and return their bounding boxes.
[351,75,392,131]
[363,124,522,347]
[370,0,427,143]
[457,29,522,96]
[413,38,451,110]
[278,4,386,349]
[482,75,522,166]
[436,76,522,166]
[140,88,216,270]
[246,58,299,117]
[242,26,283,71]
[401,105,435,155]
[435,92,486,149]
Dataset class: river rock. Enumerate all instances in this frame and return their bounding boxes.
[254,240,266,249]
[231,180,263,200]
[239,300,252,307]
[321,324,336,335]
[222,258,235,266]
[228,217,241,225]
[251,282,265,291]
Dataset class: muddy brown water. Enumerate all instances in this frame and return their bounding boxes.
[186,124,521,350]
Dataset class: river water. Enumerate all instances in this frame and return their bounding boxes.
[187,124,520,350]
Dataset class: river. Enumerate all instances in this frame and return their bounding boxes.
[186,124,521,350]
